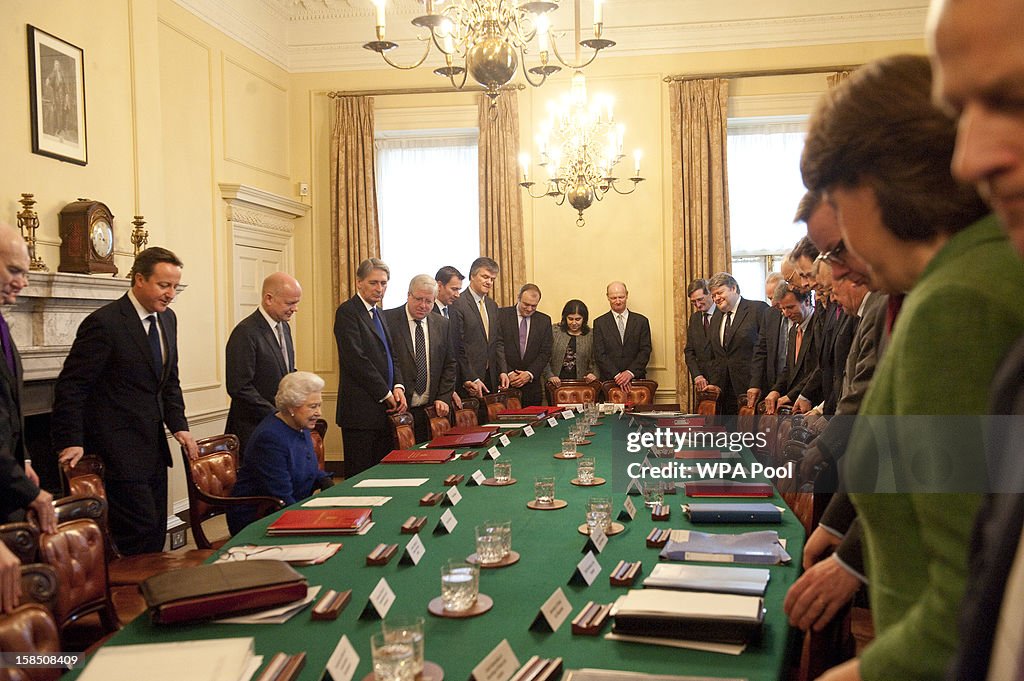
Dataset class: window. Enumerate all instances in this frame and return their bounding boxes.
[375,131,479,308]
[727,117,808,302]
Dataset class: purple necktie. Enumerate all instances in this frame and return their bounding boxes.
[0,313,14,376]
[519,316,528,356]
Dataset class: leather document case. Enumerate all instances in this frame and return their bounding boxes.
[141,560,307,625]
[266,508,373,535]
[381,449,456,464]
[684,502,783,523]
[426,432,492,448]
[683,481,774,498]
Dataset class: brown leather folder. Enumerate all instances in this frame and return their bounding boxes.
[140,560,307,624]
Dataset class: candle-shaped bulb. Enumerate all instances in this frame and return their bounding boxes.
[536,14,550,53]
[519,152,531,182]
[373,0,386,29]
[594,0,603,25]
[633,149,643,176]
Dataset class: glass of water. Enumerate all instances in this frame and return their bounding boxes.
[493,460,512,483]
[586,495,612,533]
[534,476,555,505]
[577,456,596,484]
[371,632,415,681]
[475,523,504,565]
[381,616,424,676]
[440,560,479,612]
[561,438,577,458]
[642,480,665,508]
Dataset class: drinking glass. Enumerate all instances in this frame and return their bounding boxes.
[586,495,612,532]
[561,438,578,458]
[440,560,478,612]
[642,480,665,508]
[534,476,555,505]
[371,632,415,681]
[475,523,504,565]
[381,616,424,675]
[493,460,512,483]
[577,456,596,484]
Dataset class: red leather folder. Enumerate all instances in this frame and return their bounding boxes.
[426,432,492,448]
[684,482,774,498]
[447,425,500,436]
[381,449,456,464]
[266,508,372,535]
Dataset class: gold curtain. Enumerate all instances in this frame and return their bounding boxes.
[669,78,731,409]
[478,92,526,307]
[330,96,380,306]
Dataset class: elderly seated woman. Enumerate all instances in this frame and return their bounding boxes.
[227,371,333,535]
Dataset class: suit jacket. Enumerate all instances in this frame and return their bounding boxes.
[683,309,718,381]
[384,306,457,407]
[334,295,404,431]
[544,326,598,383]
[592,310,652,381]
[0,316,37,519]
[750,306,787,391]
[707,298,768,398]
[771,309,820,401]
[52,295,189,481]
[225,309,295,451]
[432,302,464,388]
[496,307,553,406]
[451,291,506,391]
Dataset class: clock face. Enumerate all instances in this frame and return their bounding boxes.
[90,220,113,258]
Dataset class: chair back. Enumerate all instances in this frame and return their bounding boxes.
[19,563,59,613]
[0,603,62,681]
[695,385,721,416]
[0,522,40,564]
[388,412,417,448]
[425,405,451,440]
[37,518,117,633]
[601,379,658,406]
[500,388,522,410]
[453,398,479,428]
[483,394,507,422]
[546,379,602,406]
[311,418,328,471]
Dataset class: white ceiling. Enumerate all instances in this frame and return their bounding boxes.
[171,0,929,72]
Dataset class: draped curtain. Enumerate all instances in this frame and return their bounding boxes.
[330,96,380,306]
[477,91,526,307]
[670,78,731,409]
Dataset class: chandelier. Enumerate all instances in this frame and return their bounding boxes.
[519,71,643,226]
[364,0,615,104]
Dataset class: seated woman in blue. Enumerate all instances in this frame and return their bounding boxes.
[228,371,333,535]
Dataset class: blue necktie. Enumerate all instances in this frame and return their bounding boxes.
[147,314,163,373]
[371,307,394,388]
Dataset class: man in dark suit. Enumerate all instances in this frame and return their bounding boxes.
[384,275,457,442]
[705,272,768,416]
[451,257,508,399]
[592,281,652,389]
[497,284,553,407]
[931,4,1024,677]
[334,258,407,478]
[225,272,300,457]
[749,282,791,408]
[763,286,818,414]
[433,266,464,410]
[53,247,197,555]
[683,278,718,392]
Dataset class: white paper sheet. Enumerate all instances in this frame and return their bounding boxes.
[77,638,257,681]
[218,586,321,625]
[302,496,391,507]
[354,478,429,488]
[603,632,745,655]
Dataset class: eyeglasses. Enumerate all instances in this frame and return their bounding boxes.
[817,240,848,265]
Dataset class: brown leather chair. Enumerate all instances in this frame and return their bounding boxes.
[181,436,285,550]
[483,394,506,422]
[501,388,522,410]
[18,563,59,615]
[388,412,417,449]
[0,602,63,681]
[546,379,602,406]
[311,418,329,472]
[695,385,721,416]
[601,379,658,406]
[453,398,480,428]
[425,405,452,440]
[0,522,40,564]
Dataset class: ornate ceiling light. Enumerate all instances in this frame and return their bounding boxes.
[364,0,614,104]
[519,70,643,226]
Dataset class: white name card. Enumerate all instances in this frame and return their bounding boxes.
[536,588,572,632]
[562,410,575,420]
[522,425,535,437]
[472,639,520,681]
[621,496,637,521]
[547,417,559,428]
[574,551,602,586]
[470,470,487,486]
[438,508,458,534]
[445,486,462,506]
[324,635,359,681]
[402,534,425,566]
[499,434,511,447]
[486,446,501,460]
[366,578,395,619]
[589,527,608,553]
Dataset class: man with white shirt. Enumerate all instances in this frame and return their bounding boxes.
[385,275,457,442]
[592,281,652,390]
[432,265,463,320]
[225,272,300,457]
[451,257,508,399]
[705,273,768,416]
[497,283,553,407]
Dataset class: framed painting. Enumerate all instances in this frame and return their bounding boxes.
[27,25,88,165]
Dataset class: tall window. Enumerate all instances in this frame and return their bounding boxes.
[727,117,808,302]
[376,131,480,308]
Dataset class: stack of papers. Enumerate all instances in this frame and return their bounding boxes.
[661,530,791,565]
[353,478,429,488]
[78,637,261,681]
[303,496,391,507]
[642,564,770,596]
[215,542,342,566]
[218,586,321,625]
[610,588,764,645]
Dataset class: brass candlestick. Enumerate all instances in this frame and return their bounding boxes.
[130,215,148,257]
[16,193,48,271]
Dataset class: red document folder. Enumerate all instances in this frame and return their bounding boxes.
[447,425,500,436]
[266,508,372,535]
[426,432,493,448]
[684,482,774,498]
[381,449,456,464]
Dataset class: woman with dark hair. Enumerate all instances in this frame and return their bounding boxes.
[800,54,1024,681]
[543,299,598,387]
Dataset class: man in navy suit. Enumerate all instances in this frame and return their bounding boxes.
[385,275,457,442]
[497,283,553,407]
[592,281,652,390]
[334,258,407,478]
[705,272,768,416]
[225,272,301,457]
[683,278,718,393]
[54,247,197,555]
[931,1,1024,677]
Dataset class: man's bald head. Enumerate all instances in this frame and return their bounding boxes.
[606,281,629,314]
[0,224,30,305]
[261,272,302,322]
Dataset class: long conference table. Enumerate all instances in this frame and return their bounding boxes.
[70,412,805,681]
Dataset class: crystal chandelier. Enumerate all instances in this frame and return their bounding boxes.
[364,0,614,104]
[519,71,643,226]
